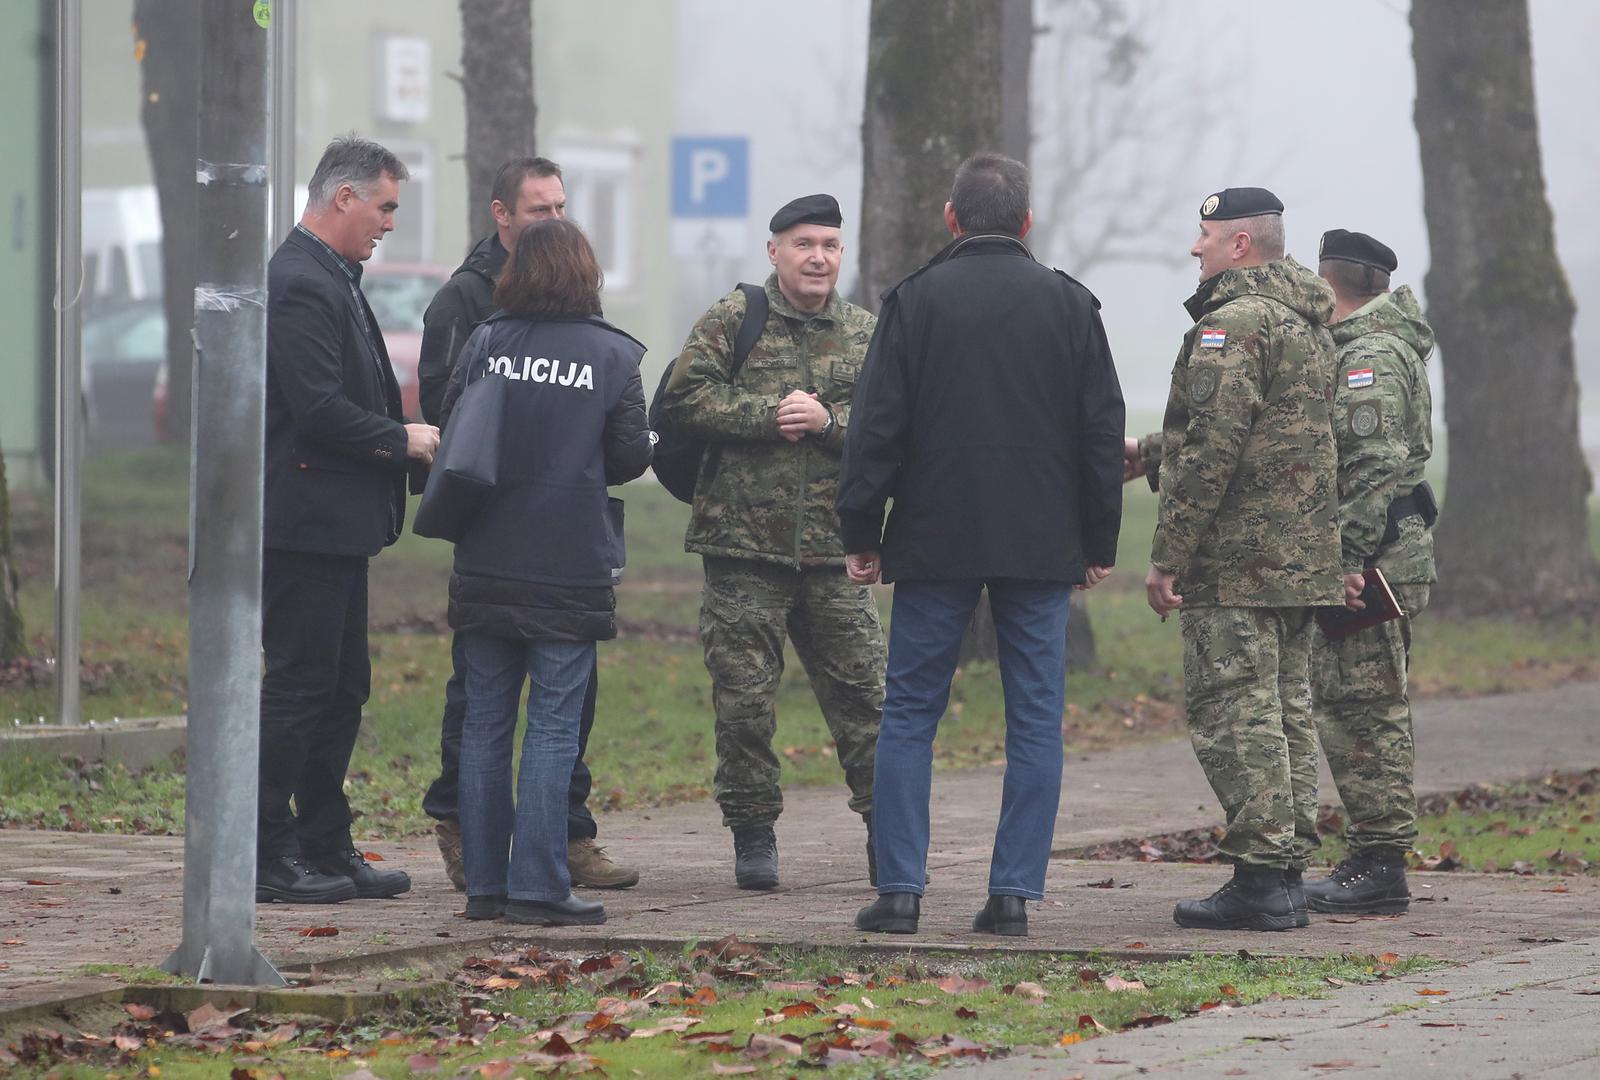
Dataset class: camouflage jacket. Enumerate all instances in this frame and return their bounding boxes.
[1330,286,1437,584]
[662,274,875,567]
[1150,257,1343,607]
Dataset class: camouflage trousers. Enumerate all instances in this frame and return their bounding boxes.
[1299,584,1430,858]
[1180,605,1318,869]
[699,557,885,829]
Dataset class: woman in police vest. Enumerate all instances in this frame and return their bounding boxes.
[443,219,653,925]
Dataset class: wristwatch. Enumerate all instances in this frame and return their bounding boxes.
[815,408,835,439]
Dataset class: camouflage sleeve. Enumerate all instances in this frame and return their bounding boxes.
[1149,309,1265,575]
[1333,338,1414,573]
[661,294,782,444]
[1138,432,1162,492]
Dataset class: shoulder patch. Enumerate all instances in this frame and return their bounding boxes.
[1199,328,1227,350]
[1347,368,1375,388]
[1349,401,1381,438]
[1188,364,1219,405]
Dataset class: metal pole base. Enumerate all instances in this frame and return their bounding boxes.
[162,940,285,987]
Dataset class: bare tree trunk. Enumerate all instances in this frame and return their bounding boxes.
[459,0,537,241]
[857,0,1004,311]
[134,0,200,442]
[0,448,23,660]
[1412,0,1597,613]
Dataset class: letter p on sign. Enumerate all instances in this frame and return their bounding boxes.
[672,137,748,218]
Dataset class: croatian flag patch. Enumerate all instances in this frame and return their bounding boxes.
[1347,368,1375,388]
[1200,329,1226,349]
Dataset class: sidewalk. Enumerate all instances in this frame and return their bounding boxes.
[3,683,1597,1022]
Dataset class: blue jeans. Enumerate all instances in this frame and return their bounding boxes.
[873,579,1072,900]
[458,633,595,901]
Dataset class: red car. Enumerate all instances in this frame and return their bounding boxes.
[154,261,451,439]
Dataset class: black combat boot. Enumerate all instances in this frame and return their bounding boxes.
[855,892,920,934]
[1173,865,1298,932]
[863,814,877,888]
[1305,850,1410,914]
[1284,867,1311,927]
[256,854,358,904]
[732,824,779,890]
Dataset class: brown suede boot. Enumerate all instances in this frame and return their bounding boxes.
[435,818,466,893]
[567,837,639,889]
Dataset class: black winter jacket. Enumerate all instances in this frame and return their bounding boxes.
[418,234,506,427]
[264,227,410,557]
[837,232,1125,583]
[443,314,654,641]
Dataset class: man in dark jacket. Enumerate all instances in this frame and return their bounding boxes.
[417,158,639,893]
[258,136,439,904]
[840,153,1125,937]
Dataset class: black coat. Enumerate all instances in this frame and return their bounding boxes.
[264,227,409,557]
[444,314,654,641]
[837,232,1125,583]
[418,233,505,427]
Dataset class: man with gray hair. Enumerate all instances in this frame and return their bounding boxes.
[257,135,439,904]
[1134,187,1342,931]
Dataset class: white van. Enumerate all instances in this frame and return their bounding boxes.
[81,186,163,307]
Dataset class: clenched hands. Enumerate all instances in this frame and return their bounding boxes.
[845,551,881,584]
[405,422,441,464]
[776,390,829,442]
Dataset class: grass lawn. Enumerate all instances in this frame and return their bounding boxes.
[2,942,1439,1078]
[1,446,1597,839]
[1083,768,1600,875]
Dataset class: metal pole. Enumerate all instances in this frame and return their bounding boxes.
[162,0,280,987]
[270,0,295,249]
[54,0,82,727]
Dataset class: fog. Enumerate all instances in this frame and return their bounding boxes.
[677,0,1598,449]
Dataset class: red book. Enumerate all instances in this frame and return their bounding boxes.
[1316,568,1406,641]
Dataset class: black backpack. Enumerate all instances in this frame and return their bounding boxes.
[648,282,768,503]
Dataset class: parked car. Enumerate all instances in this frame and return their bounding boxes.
[150,261,450,441]
[363,262,450,421]
[81,297,166,449]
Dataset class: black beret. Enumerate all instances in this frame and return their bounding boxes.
[1318,229,1398,273]
[769,193,842,234]
[1199,187,1284,221]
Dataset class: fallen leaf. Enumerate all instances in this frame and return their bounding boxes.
[1376,953,1401,965]
[852,1017,894,1031]
[1125,941,1147,949]
[186,1002,250,1037]
[405,1053,439,1074]
[361,851,384,862]
[632,1017,701,1038]
[954,1006,979,1019]
[1420,1022,1460,1028]
[1058,1031,1083,1046]
[124,1003,158,1021]
[1219,983,1238,997]
[115,1033,144,1052]
[1543,886,1570,894]
[937,974,991,994]
[1415,989,1449,996]
[1,939,24,946]
[1009,981,1050,1001]
[1309,1061,1359,1070]
[1104,975,1146,992]
[296,926,338,938]
[711,1067,756,1076]
[1408,931,1441,938]
[1077,1014,1110,1033]
[681,1030,738,1044]
[24,880,64,886]
[1080,877,1116,888]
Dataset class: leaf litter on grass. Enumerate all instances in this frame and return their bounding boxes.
[6,938,1440,1078]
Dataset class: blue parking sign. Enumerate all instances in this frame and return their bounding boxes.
[672,137,748,218]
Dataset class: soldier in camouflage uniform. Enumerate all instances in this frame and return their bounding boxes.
[1298,230,1437,914]
[660,194,884,891]
[1142,187,1343,932]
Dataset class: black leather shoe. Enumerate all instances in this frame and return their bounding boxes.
[855,892,920,934]
[1173,866,1298,931]
[732,824,779,890]
[973,895,1028,936]
[465,894,507,920]
[256,855,358,904]
[308,849,412,899]
[504,894,606,926]
[1284,868,1311,927]
[1305,851,1410,914]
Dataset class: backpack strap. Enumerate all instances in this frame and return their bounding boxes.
[730,282,768,378]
